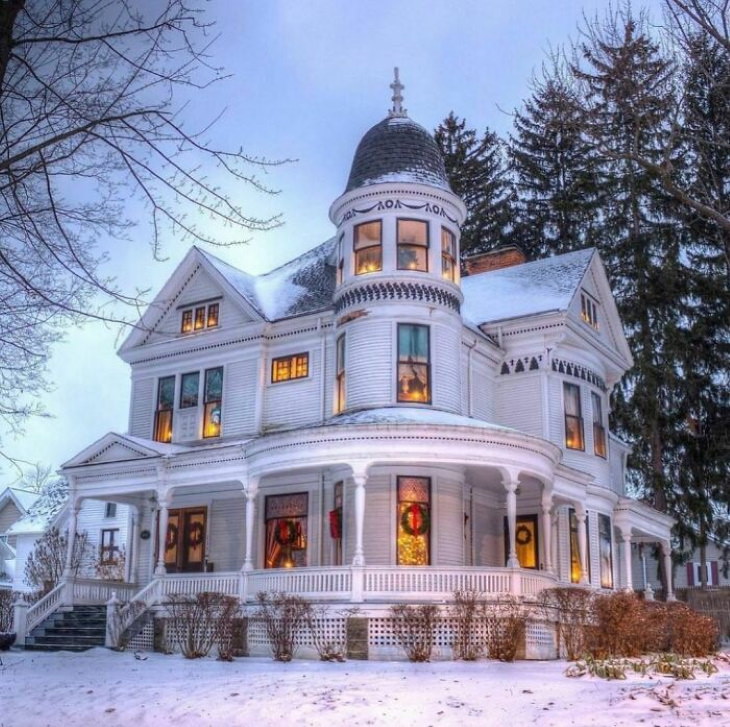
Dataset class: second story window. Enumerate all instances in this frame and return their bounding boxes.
[203,367,223,438]
[180,372,200,409]
[153,375,175,443]
[397,219,428,271]
[272,353,310,383]
[181,301,220,334]
[580,292,599,330]
[354,220,382,274]
[563,382,584,450]
[592,392,607,457]
[397,324,430,403]
[441,227,456,281]
[335,334,346,413]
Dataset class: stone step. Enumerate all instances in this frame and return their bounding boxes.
[26,605,108,652]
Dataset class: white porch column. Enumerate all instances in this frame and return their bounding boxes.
[154,495,170,576]
[242,477,259,572]
[62,497,81,578]
[351,469,368,567]
[619,527,633,592]
[541,487,553,573]
[575,505,589,585]
[127,506,140,584]
[660,540,676,601]
[503,474,519,568]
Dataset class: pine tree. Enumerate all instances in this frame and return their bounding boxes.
[434,113,514,257]
[510,69,601,259]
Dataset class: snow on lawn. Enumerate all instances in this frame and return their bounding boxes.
[1,649,729,727]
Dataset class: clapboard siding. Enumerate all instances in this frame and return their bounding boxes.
[471,353,495,421]
[0,501,21,534]
[77,500,131,578]
[222,358,258,436]
[494,374,542,436]
[432,321,461,412]
[129,376,154,438]
[345,318,393,410]
[344,473,390,565]
[208,497,245,571]
[435,478,463,565]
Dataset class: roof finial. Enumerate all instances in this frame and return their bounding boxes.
[388,67,407,118]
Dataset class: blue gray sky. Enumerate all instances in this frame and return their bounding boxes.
[5,0,664,476]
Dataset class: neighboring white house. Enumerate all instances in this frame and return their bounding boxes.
[0,487,39,588]
[16,75,675,656]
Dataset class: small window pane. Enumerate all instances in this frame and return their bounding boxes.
[397,219,428,272]
[354,220,382,248]
[181,310,193,333]
[207,303,219,328]
[271,353,309,382]
[397,219,428,245]
[194,307,206,330]
[180,372,199,408]
[157,376,175,410]
[354,221,382,275]
[205,367,223,402]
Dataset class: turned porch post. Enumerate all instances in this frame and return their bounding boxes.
[154,494,170,576]
[351,468,368,567]
[242,477,260,572]
[502,474,520,568]
[660,540,676,601]
[62,497,81,579]
[575,505,589,585]
[541,486,553,573]
[127,506,140,583]
[619,527,633,592]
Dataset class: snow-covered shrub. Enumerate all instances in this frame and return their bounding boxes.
[390,603,439,662]
[254,591,312,662]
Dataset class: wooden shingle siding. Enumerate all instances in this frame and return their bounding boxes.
[129,377,154,438]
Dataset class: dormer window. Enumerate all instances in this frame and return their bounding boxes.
[354,220,382,274]
[180,301,219,333]
[397,219,428,272]
[441,227,456,281]
[580,292,599,330]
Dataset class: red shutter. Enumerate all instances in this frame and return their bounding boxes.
[711,561,719,586]
[686,562,695,586]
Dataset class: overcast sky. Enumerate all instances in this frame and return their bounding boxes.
[4,0,665,478]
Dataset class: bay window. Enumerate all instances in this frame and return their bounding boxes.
[153,375,175,443]
[354,220,382,274]
[592,392,607,457]
[397,324,430,403]
[563,382,584,450]
[397,218,428,271]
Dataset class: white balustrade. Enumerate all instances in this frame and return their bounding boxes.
[72,579,138,604]
[25,583,64,633]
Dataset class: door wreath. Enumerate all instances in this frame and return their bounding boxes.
[274,519,298,546]
[515,524,532,546]
[188,521,205,548]
[401,502,429,537]
[165,523,178,551]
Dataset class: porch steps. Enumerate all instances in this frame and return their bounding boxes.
[24,605,107,652]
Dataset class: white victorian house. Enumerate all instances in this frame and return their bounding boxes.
[15,78,674,657]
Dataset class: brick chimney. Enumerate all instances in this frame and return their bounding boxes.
[462,245,527,276]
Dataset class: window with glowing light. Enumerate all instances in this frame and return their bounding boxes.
[354,220,382,274]
[335,334,346,413]
[202,367,223,438]
[592,392,607,457]
[396,476,430,565]
[563,382,584,450]
[271,353,309,383]
[441,227,456,281]
[397,219,428,271]
[580,292,599,329]
[153,375,175,443]
[504,514,538,568]
[180,301,219,333]
[598,513,613,588]
[264,493,308,569]
[569,508,591,583]
[397,324,430,404]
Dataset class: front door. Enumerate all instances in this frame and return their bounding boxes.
[164,507,207,572]
[504,514,539,569]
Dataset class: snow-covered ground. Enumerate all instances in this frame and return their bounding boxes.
[1,649,729,726]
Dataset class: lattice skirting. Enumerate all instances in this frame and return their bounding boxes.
[126,621,155,652]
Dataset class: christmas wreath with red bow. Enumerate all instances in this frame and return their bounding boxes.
[274,519,298,546]
[188,521,205,548]
[401,502,429,537]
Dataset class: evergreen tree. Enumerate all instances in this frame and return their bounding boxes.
[509,69,601,259]
[434,113,513,257]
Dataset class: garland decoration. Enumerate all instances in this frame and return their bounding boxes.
[515,524,532,546]
[401,502,429,537]
[165,523,178,551]
[188,521,205,548]
[274,518,298,546]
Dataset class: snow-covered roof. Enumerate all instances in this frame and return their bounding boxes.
[345,116,451,193]
[6,479,68,535]
[326,407,515,432]
[0,487,39,513]
[201,238,337,321]
[461,248,595,326]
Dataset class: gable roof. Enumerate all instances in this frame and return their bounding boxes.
[461,248,595,326]
[62,432,190,469]
[0,487,39,514]
[201,237,337,321]
[6,478,68,536]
